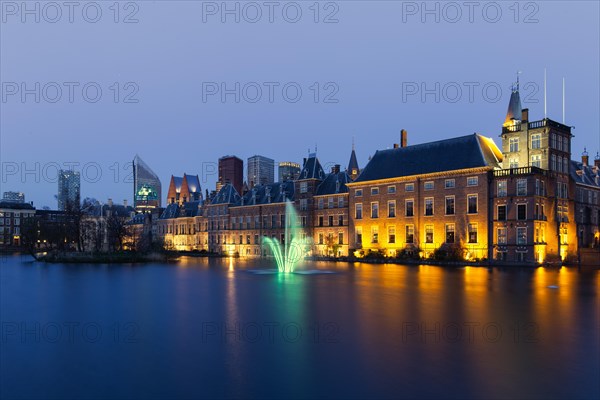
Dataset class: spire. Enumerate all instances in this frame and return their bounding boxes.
[348,144,359,181]
[504,74,522,127]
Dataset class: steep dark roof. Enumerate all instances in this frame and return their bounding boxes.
[0,201,35,210]
[505,87,522,125]
[316,171,352,195]
[570,160,600,188]
[299,155,325,180]
[172,176,183,192]
[182,200,203,217]
[348,149,359,172]
[354,134,502,183]
[211,184,241,205]
[238,181,295,206]
[185,174,201,194]
[160,203,180,219]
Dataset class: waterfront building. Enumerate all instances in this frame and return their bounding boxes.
[248,155,275,188]
[133,155,162,211]
[278,161,301,182]
[57,170,80,211]
[0,201,36,247]
[347,132,498,260]
[2,191,25,203]
[218,156,243,195]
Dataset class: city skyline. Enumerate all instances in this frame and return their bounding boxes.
[2,2,599,208]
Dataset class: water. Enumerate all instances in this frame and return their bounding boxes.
[1,255,598,399]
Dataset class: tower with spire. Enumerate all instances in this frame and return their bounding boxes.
[348,139,360,180]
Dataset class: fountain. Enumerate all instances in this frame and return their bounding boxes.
[262,201,307,273]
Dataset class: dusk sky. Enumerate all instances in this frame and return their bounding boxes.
[2,1,599,208]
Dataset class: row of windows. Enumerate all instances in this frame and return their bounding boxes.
[317,197,345,209]
[317,232,345,245]
[355,196,478,219]
[316,215,345,227]
[355,223,479,245]
[507,134,569,153]
[497,179,549,197]
[496,203,549,221]
[354,177,479,197]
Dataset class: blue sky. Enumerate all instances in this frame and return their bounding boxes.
[1,1,599,208]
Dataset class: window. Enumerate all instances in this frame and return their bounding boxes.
[254,234,259,245]
[405,225,414,244]
[328,198,334,209]
[425,225,433,243]
[531,134,541,149]
[318,198,324,209]
[300,182,307,193]
[424,181,434,190]
[318,216,324,227]
[498,181,507,197]
[445,179,455,189]
[517,227,527,245]
[468,223,478,243]
[387,186,396,194]
[517,179,527,196]
[338,232,344,245]
[405,200,414,217]
[388,226,396,244]
[467,195,478,214]
[338,215,344,226]
[246,235,251,244]
[328,215,334,226]
[445,224,455,243]
[405,183,415,192]
[338,197,344,208]
[467,176,478,186]
[563,157,568,175]
[281,214,285,227]
[551,154,557,171]
[356,189,363,197]
[356,226,362,244]
[424,198,434,216]
[300,199,308,211]
[509,137,519,152]
[497,205,507,221]
[517,204,527,220]
[509,159,519,169]
[560,226,568,245]
[497,228,507,244]
[388,201,396,218]
[371,226,379,244]
[531,154,541,168]
[371,187,379,195]
[562,137,569,153]
[355,204,363,219]
[318,233,324,245]
[371,202,379,218]
[445,196,455,215]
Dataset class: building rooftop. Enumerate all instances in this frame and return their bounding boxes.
[353,134,502,183]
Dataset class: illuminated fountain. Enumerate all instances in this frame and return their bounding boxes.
[263,201,307,273]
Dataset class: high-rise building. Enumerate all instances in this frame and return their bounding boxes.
[133,155,162,211]
[57,170,81,211]
[2,191,25,203]
[248,155,275,187]
[278,161,301,182]
[218,156,243,195]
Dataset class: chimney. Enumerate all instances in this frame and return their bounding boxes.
[332,164,340,174]
[595,152,600,168]
[521,108,529,122]
[401,129,408,147]
[582,148,589,167]
[393,143,399,149]
[123,199,128,207]
[107,198,113,207]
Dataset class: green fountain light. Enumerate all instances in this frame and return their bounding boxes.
[262,201,307,273]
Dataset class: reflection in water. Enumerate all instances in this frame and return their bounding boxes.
[1,256,597,399]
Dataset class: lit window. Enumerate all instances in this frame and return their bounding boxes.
[497,228,507,244]
[388,226,396,244]
[531,134,541,149]
[355,204,362,219]
[355,226,362,244]
[517,227,527,245]
[388,201,396,218]
[425,198,434,216]
[425,225,433,243]
[445,224,455,244]
[531,154,541,168]
[371,202,379,218]
[509,137,519,152]
[468,223,478,243]
[405,225,414,244]
[371,226,379,244]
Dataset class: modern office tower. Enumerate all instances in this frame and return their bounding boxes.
[133,155,162,211]
[248,155,275,187]
[278,161,301,182]
[2,191,25,203]
[218,156,243,194]
[57,170,81,211]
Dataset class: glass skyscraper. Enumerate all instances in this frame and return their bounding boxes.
[133,155,162,210]
[57,170,81,211]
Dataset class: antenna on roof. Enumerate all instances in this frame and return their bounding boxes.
[516,70,521,90]
[544,68,547,118]
[352,136,355,151]
[562,77,565,124]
